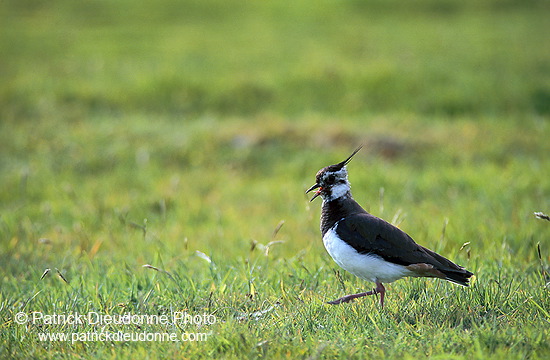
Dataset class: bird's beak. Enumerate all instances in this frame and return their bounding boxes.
[306,183,322,202]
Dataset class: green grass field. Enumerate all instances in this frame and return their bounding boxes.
[1,0,550,359]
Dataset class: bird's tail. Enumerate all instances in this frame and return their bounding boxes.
[420,245,474,286]
[441,268,474,286]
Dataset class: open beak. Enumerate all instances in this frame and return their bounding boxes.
[306,183,322,202]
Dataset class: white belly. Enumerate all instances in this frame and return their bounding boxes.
[322,226,412,284]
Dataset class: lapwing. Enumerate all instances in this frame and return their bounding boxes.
[306,146,473,307]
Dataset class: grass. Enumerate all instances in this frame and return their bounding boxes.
[1,0,550,359]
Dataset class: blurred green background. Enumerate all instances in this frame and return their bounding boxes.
[2,0,549,118]
[1,0,549,257]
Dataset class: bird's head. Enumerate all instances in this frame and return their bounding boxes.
[306,146,362,202]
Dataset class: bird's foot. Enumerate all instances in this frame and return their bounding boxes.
[327,282,386,307]
[327,290,375,305]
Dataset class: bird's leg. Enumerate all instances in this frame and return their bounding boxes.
[376,281,386,308]
[328,281,386,307]
[326,292,373,305]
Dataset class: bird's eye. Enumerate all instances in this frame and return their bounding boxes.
[327,174,335,183]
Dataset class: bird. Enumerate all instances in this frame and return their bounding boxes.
[306,146,473,308]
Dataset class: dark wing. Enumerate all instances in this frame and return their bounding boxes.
[335,213,473,285]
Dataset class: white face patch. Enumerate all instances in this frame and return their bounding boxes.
[319,167,351,201]
[323,182,350,201]
[321,167,348,183]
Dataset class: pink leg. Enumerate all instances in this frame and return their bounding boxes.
[377,282,385,308]
[328,282,386,308]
